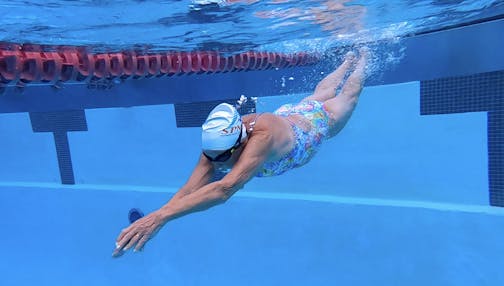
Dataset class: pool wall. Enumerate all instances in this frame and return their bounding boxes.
[0,11,502,286]
[0,81,488,204]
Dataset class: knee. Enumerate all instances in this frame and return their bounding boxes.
[344,80,363,94]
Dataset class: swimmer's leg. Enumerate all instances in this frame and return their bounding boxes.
[302,51,356,103]
[323,48,368,138]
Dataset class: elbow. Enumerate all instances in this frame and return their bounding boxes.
[218,191,232,203]
[215,180,238,203]
[215,189,232,204]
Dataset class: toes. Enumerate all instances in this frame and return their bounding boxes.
[344,51,357,62]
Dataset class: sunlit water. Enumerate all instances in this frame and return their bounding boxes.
[0,0,502,53]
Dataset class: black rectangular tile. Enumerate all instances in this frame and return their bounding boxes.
[30,110,88,132]
[488,111,504,206]
[420,70,504,115]
[53,132,75,185]
[174,99,256,128]
[29,110,87,185]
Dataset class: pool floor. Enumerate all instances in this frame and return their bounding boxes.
[1,183,503,286]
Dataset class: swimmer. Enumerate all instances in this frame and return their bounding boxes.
[113,48,368,257]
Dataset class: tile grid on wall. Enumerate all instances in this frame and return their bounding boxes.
[53,132,75,184]
[421,70,504,207]
[488,112,504,206]
[421,70,504,115]
[29,110,87,185]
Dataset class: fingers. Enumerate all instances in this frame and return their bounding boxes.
[112,207,163,257]
[112,248,125,258]
[115,229,136,252]
[112,231,141,258]
[113,219,157,257]
[135,235,150,252]
[113,231,151,257]
[123,233,141,251]
[112,233,152,257]
[116,225,132,243]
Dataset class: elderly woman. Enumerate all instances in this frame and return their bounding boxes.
[113,49,368,256]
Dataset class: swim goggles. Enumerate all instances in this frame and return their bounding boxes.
[203,125,243,162]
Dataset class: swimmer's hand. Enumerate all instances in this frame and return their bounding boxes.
[112,210,166,257]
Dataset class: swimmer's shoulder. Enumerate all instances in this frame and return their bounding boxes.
[243,113,288,135]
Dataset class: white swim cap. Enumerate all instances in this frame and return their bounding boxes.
[202,103,244,150]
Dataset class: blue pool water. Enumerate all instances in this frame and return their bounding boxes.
[1,1,504,285]
[1,184,504,285]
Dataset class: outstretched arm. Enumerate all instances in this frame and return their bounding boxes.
[111,154,212,257]
[171,154,215,200]
[113,130,273,256]
[162,129,272,214]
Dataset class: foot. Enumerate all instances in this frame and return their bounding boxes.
[343,51,357,65]
[358,47,369,61]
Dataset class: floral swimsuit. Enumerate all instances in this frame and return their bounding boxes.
[256,100,331,177]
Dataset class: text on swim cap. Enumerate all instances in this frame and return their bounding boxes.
[220,125,241,135]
